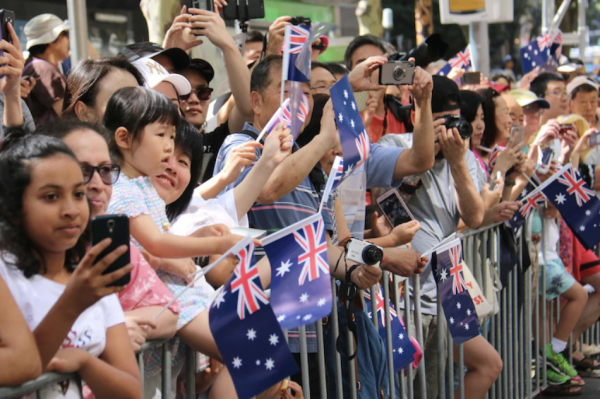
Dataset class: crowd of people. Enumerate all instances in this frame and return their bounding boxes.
[2,4,600,399]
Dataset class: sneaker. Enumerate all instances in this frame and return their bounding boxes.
[545,367,571,385]
[546,343,579,378]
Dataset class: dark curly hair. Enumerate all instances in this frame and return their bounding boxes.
[165,120,204,221]
[0,130,88,278]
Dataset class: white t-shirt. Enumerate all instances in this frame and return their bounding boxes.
[0,256,125,399]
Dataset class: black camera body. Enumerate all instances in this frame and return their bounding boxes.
[290,16,311,26]
[443,115,473,140]
[186,0,214,11]
[379,61,415,86]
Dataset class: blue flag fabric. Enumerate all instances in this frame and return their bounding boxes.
[262,213,333,330]
[437,46,471,77]
[520,40,557,74]
[330,75,371,179]
[506,183,538,235]
[209,237,298,399]
[282,24,311,82]
[363,284,416,372]
[432,244,480,345]
[538,164,600,250]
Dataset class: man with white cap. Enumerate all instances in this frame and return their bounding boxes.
[568,75,599,129]
[22,13,70,125]
[508,89,550,144]
[132,56,191,112]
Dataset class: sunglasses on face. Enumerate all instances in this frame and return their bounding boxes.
[179,86,214,102]
[81,163,121,185]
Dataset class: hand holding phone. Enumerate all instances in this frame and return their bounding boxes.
[509,125,524,147]
[537,147,554,174]
[91,214,131,287]
[589,130,600,147]
[377,189,415,227]
[463,71,481,85]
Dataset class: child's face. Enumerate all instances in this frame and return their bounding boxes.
[131,122,176,177]
[151,148,192,205]
[21,155,90,256]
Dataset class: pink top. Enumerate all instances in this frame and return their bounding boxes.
[118,245,180,314]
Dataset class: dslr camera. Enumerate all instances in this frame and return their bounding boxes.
[379,61,415,86]
[290,16,311,26]
[443,115,473,140]
[346,239,383,266]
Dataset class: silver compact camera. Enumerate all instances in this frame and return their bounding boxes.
[346,239,383,266]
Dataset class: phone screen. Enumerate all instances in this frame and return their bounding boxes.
[377,190,414,227]
[510,125,524,146]
[590,131,600,147]
[540,147,553,167]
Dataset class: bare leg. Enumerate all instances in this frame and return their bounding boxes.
[454,335,502,399]
[554,282,587,342]
[573,273,600,338]
[178,311,222,362]
[208,367,239,399]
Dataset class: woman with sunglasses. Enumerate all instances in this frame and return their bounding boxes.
[36,119,180,357]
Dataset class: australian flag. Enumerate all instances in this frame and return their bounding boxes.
[282,24,311,82]
[539,164,600,250]
[363,284,417,371]
[432,243,480,345]
[488,145,501,170]
[330,75,371,179]
[506,183,538,235]
[287,82,311,139]
[520,40,558,74]
[437,45,471,77]
[262,213,333,330]
[319,156,344,212]
[209,236,298,399]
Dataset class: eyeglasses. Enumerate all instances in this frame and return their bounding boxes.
[81,163,121,185]
[310,84,335,94]
[179,86,214,102]
[544,90,568,98]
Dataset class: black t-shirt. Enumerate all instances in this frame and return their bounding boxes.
[201,120,230,183]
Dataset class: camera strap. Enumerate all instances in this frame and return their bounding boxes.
[336,263,360,361]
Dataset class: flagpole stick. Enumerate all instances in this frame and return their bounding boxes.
[521,172,538,188]
[153,266,210,321]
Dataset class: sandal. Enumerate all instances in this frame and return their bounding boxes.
[575,356,600,378]
[570,376,585,386]
[543,382,583,396]
[574,356,599,369]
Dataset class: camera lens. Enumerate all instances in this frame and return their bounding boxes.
[393,65,406,81]
[457,121,473,139]
[107,220,115,229]
[362,245,383,265]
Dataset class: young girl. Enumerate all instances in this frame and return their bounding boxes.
[0,132,141,399]
[103,87,279,397]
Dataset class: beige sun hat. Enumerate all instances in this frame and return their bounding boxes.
[24,14,69,50]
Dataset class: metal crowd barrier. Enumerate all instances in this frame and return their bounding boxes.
[3,221,600,399]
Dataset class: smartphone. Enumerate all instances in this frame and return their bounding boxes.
[91,214,131,287]
[186,0,214,11]
[589,131,600,147]
[379,61,415,86]
[354,91,370,112]
[559,123,575,137]
[509,125,524,146]
[463,71,480,85]
[537,147,553,174]
[489,171,502,190]
[376,188,415,227]
[0,10,15,79]
[222,0,264,21]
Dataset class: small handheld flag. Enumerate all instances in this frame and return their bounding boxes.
[437,46,472,77]
[282,24,311,83]
[319,156,344,212]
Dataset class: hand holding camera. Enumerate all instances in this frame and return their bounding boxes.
[406,60,433,104]
[437,118,468,166]
[348,55,387,92]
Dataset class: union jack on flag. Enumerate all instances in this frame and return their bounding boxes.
[364,285,397,327]
[282,92,310,126]
[319,156,344,212]
[537,33,553,50]
[230,241,269,320]
[488,145,501,169]
[284,25,310,54]
[294,217,329,285]
[449,245,466,295]
[519,192,546,218]
[355,130,370,168]
[557,166,596,207]
[282,24,311,82]
[437,46,472,77]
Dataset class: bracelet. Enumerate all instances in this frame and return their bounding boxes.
[505,180,516,187]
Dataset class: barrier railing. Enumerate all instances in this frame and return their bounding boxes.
[2,220,600,399]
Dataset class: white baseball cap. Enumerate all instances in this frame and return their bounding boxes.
[566,75,599,97]
[133,56,191,96]
[24,14,69,50]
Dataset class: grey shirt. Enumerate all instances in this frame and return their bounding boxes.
[378,134,480,315]
[0,94,36,139]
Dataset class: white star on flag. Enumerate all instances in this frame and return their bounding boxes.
[299,293,309,303]
[466,309,471,316]
[580,226,586,232]
[465,323,470,331]
[344,164,354,178]
[212,289,227,309]
[586,210,591,216]
[256,359,261,365]
[338,113,343,122]
[303,314,312,321]
[247,329,257,341]
[350,119,355,128]
[276,259,292,277]
[232,357,242,368]
[351,101,356,110]
[269,334,279,346]
[522,188,528,196]
[439,268,448,282]
[449,317,455,324]
[277,314,286,322]
[555,193,566,205]
[318,298,326,307]
[399,348,404,354]
[399,333,404,340]
[343,90,349,99]
[265,358,275,370]
[456,302,462,310]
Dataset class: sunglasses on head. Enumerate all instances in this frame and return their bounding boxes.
[81,163,121,185]
[179,86,214,102]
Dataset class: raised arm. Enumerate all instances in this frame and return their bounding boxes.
[1,22,25,129]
